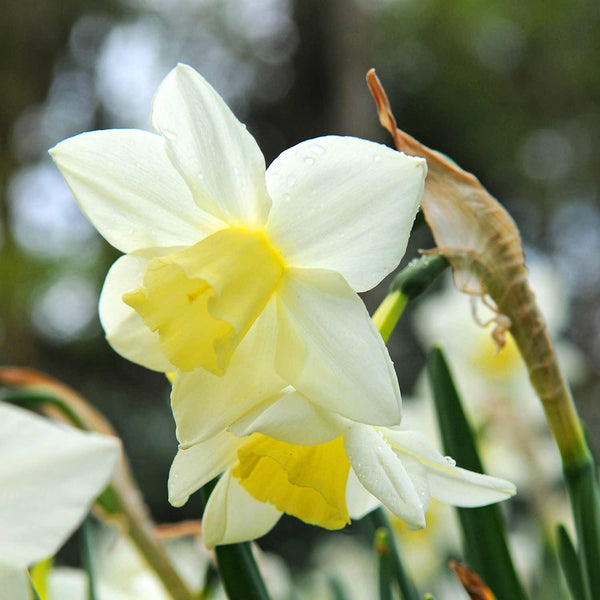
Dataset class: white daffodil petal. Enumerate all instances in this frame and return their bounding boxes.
[171,299,285,446]
[385,430,517,507]
[229,389,347,446]
[168,430,243,508]
[49,129,223,253]
[266,136,426,292]
[345,468,381,520]
[344,426,425,528]
[151,63,270,227]
[0,568,30,600]
[203,471,281,548]
[275,268,401,425]
[0,404,119,569]
[99,255,175,372]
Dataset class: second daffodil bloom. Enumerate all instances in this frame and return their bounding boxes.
[50,63,427,427]
[168,390,516,548]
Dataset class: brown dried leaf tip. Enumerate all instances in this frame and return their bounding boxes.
[449,561,497,600]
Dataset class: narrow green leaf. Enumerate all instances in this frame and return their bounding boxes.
[81,516,98,600]
[427,347,528,600]
[368,508,419,600]
[200,479,271,600]
[556,524,588,600]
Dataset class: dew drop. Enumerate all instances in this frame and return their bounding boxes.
[310,144,325,155]
[444,456,456,467]
[304,156,315,165]
[287,175,297,188]
[233,166,240,176]
[197,172,204,180]
[373,154,382,162]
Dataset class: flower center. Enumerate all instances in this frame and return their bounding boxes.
[232,434,350,529]
[123,227,285,374]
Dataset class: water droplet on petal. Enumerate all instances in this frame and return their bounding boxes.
[310,144,325,155]
[444,456,456,468]
[304,156,315,165]
[287,176,297,188]
[373,154,382,162]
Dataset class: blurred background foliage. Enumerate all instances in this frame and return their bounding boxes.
[1,0,600,595]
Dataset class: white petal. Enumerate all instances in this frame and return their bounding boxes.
[0,568,31,600]
[345,468,381,520]
[229,389,347,445]
[266,136,426,292]
[151,64,270,227]
[344,425,425,528]
[275,268,401,425]
[168,430,242,508]
[171,299,285,447]
[385,430,517,507]
[48,568,89,600]
[202,471,281,548]
[99,255,175,372]
[0,404,119,569]
[49,129,223,253]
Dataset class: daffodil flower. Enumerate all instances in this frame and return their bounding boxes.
[50,63,426,427]
[167,343,515,548]
[0,403,119,600]
[169,414,514,548]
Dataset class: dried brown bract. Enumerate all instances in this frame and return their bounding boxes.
[367,69,585,464]
[449,561,497,600]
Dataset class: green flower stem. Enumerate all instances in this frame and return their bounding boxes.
[372,291,407,344]
[563,461,600,599]
[487,277,600,596]
[200,481,271,600]
[372,254,448,343]
[1,386,196,600]
[374,527,395,600]
[368,509,419,600]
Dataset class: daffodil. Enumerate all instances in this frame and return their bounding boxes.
[0,403,119,600]
[50,63,427,427]
[168,360,515,547]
